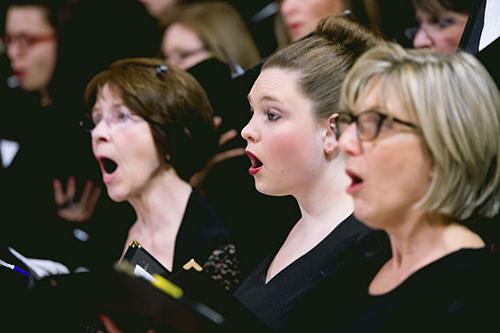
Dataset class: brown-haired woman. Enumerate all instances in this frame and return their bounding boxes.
[406,0,475,53]
[83,58,239,291]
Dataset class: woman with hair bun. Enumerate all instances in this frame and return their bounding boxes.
[234,16,384,332]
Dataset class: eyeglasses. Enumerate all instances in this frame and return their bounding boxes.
[165,47,207,67]
[3,33,56,51]
[334,110,419,141]
[404,17,458,41]
[79,108,145,132]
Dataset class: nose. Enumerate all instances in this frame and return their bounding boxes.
[413,27,433,49]
[6,41,24,61]
[91,119,111,145]
[280,0,297,18]
[241,116,259,143]
[338,123,361,156]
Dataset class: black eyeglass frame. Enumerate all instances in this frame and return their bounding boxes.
[334,110,419,141]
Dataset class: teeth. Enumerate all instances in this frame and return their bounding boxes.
[101,158,118,174]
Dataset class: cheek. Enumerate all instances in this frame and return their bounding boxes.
[268,129,321,172]
[370,143,432,199]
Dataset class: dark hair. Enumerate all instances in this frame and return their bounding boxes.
[263,15,385,121]
[411,0,475,15]
[4,0,68,33]
[85,57,217,182]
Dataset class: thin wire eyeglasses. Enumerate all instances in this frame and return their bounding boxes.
[79,108,146,132]
[334,110,419,141]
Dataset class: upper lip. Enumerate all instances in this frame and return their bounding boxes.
[245,150,262,168]
[346,168,363,182]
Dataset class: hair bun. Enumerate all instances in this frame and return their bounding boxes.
[316,15,386,60]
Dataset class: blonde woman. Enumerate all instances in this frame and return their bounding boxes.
[293,44,500,332]
[161,2,261,75]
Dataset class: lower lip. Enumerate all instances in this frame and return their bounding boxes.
[248,166,262,176]
[346,182,362,195]
[102,169,118,184]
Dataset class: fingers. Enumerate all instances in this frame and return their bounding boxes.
[67,176,76,199]
[53,179,65,206]
[219,129,238,146]
[211,148,245,165]
[55,178,102,223]
[213,116,222,129]
[99,315,123,333]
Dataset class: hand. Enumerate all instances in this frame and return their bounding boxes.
[190,117,245,189]
[98,315,156,333]
[53,177,102,223]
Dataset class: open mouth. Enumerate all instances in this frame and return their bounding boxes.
[100,157,118,174]
[245,151,263,175]
[346,169,363,193]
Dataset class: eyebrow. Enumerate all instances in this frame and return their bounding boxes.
[91,103,124,113]
[247,93,282,105]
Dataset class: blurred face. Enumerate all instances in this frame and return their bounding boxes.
[91,84,163,202]
[5,6,57,91]
[338,80,433,229]
[162,23,210,69]
[241,68,330,197]
[280,0,346,41]
[412,8,468,54]
[138,0,177,19]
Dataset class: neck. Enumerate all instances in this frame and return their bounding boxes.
[295,155,353,229]
[386,213,484,270]
[129,170,192,231]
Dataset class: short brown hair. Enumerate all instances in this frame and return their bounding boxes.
[85,57,217,182]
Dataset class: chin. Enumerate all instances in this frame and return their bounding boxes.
[106,187,128,203]
[255,181,287,197]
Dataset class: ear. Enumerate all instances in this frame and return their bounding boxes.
[323,115,338,156]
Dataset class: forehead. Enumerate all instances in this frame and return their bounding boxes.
[6,6,53,34]
[93,84,123,108]
[354,77,409,119]
[249,68,305,101]
[164,23,202,47]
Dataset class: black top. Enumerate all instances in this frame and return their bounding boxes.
[291,245,500,333]
[234,215,372,332]
[124,189,239,291]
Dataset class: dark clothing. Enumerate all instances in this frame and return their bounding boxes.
[291,244,500,333]
[124,190,239,291]
[234,215,373,332]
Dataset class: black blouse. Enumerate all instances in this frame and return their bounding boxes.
[234,215,372,332]
[291,246,500,333]
[124,189,239,291]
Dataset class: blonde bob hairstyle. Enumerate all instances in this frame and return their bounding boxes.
[340,44,500,222]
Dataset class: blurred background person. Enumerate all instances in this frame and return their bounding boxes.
[0,0,160,270]
[161,1,261,75]
[274,0,381,47]
[405,0,475,53]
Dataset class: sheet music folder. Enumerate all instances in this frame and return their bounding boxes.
[26,260,268,332]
